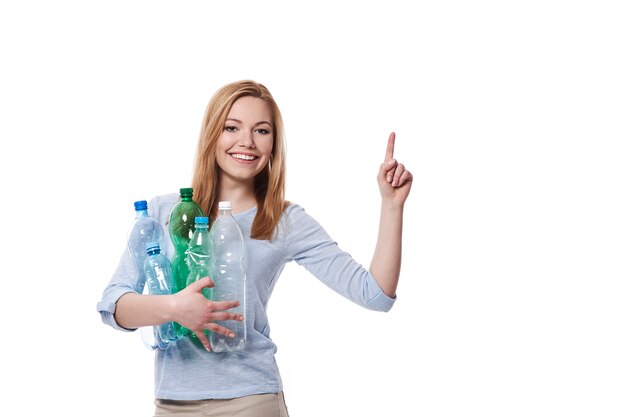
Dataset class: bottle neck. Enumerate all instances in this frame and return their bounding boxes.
[219,209,232,217]
[147,248,161,256]
[181,196,192,202]
[135,209,148,218]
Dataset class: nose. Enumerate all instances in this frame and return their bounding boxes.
[238,130,255,149]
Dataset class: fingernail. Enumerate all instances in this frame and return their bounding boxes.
[229,332,235,338]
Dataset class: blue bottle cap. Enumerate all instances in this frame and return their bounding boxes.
[195,216,209,224]
[134,200,148,211]
[146,241,160,251]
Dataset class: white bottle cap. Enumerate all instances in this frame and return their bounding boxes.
[218,201,232,210]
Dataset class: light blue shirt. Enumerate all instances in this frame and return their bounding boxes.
[97,193,396,400]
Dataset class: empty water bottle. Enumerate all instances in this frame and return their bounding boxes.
[210,201,246,352]
[183,216,212,338]
[169,187,205,293]
[127,200,165,293]
[142,241,178,349]
[168,188,205,337]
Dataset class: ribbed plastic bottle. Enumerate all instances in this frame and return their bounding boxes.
[142,241,178,350]
[168,188,204,337]
[127,200,165,293]
[209,201,246,352]
[183,216,212,338]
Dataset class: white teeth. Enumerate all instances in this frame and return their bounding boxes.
[231,154,257,161]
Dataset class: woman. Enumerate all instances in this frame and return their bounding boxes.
[97,80,412,416]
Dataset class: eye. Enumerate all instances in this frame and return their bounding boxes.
[255,128,271,135]
[224,125,238,132]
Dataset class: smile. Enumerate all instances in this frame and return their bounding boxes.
[230,153,258,161]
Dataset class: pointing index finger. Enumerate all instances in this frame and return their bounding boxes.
[385,132,396,162]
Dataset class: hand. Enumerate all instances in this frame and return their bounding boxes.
[377,132,413,206]
[171,277,244,352]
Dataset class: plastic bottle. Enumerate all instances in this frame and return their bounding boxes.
[168,187,205,293]
[127,200,165,293]
[183,216,212,338]
[168,188,204,337]
[142,241,178,349]
[209,201,246,352]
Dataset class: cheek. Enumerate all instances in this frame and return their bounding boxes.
[260,140,274,157]
[216,134,229,152]
[214,144,230,169]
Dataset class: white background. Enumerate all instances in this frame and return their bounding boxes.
[1,1,625,416]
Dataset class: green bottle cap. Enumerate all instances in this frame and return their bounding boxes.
[180,187,193,198]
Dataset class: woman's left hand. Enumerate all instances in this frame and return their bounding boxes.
[377,132,413,206]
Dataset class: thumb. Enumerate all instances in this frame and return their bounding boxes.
[188,276,214,292]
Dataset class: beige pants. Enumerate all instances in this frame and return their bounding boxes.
[154,392,289,417]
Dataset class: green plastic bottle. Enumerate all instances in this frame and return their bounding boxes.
[168,187,205,337]
[184,216,213,339]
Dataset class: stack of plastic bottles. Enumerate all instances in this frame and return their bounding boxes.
[125,189,246,352]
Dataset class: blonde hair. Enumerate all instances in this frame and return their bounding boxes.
[191,80,287,240]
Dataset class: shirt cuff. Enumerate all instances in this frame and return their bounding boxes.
[96,287,138,332]
[367,288,397,312]
[364,272,397,312]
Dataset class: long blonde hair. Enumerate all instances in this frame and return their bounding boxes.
[191,80,287,240]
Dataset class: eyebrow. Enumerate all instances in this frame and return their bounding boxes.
[225,118,272,127]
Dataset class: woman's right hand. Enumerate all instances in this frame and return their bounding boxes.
[170,277,244,351]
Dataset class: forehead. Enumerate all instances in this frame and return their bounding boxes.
[228,96,272,121]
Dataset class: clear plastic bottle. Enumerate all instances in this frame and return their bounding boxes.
[127,200,165,293]
[210,201,246,352]
[142,241,178,350]
[183,216,212,338]
[168,188,204,337]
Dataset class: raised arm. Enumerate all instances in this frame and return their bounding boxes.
[370,132,413,297]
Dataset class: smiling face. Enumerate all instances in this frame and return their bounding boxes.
[215,96,274,185]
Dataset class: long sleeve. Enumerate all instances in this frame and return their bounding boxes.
[284,205,396,312]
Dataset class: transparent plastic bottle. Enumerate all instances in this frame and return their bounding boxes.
[127,200,165,293]
[142,241,178,350]
[210,201,246,352]
[183,216,212,338]
[168,188,204,337]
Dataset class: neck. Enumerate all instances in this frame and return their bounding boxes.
[218,174,257,214]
